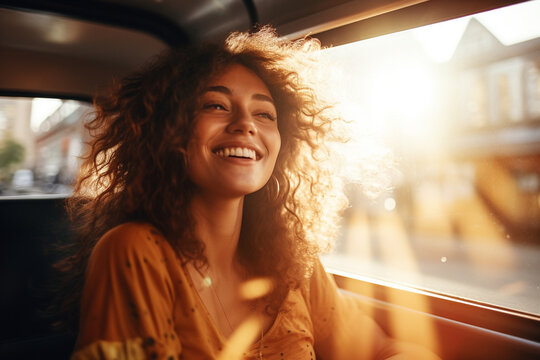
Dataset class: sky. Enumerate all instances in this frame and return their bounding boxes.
[31,98,62,132]
[412,0,540,62]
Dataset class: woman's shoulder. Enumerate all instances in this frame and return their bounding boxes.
[299,257,339,308]
[93,222,168,258]
[102,221,162,239]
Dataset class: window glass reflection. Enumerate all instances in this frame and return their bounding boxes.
[322,0,540,316]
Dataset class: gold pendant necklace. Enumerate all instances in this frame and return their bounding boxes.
[204,269,265,359]
[204,274,234,333]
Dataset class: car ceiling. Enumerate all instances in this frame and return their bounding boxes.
[0,0,525,99]
[0,0,435,45]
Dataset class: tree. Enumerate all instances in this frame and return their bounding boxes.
[0,137,25,180]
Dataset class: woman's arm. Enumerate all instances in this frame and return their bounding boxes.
[72,223,181,360]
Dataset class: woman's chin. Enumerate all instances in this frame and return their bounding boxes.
[195,182,266,200]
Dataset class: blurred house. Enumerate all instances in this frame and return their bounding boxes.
[444,18,540,236]
[449,18,540,144]
[337,17,540,253]
[0,97,34,169]
[33,101,93,187]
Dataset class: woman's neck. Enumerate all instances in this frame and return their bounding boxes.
[190,193,244,273]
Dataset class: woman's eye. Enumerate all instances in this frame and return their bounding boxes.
[257,112,276,121]
[203,103,227,111]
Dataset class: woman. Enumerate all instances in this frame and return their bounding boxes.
[63,27,439,359]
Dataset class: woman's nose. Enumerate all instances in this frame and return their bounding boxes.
[226,109,257,135]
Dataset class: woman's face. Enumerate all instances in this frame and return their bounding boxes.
[186,63,281,199]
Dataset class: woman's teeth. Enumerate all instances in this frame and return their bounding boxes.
[215,147,256,160]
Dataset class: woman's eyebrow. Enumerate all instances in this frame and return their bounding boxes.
[205,86,274,105]
[252,93,274,105]
[206,85,231,95]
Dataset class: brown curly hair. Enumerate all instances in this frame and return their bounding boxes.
[57,26,346,330]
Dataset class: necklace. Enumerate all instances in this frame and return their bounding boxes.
[203,269,265,359]
[203,274,234,333]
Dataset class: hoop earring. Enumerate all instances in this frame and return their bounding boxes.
[178,147,188,169]
[267,175,280,202]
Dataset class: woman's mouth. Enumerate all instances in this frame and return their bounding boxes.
[213,146,259,160]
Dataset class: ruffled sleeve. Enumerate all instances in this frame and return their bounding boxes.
[72,223,182,360]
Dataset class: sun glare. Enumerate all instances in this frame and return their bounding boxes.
[476,0,540,45]
[326,45,441,151]
[411,0,540,62]
[321,1,540,151]
[369,63,434,122]
[412,18,469,63]
[323,0,540,318]
[31,98,62,132]
[369,64,439,148]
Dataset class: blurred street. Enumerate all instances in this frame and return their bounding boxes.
[324,210,540,316]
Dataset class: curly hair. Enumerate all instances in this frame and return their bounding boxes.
[56,26,347,330]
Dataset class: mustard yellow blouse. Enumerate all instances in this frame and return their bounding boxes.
[71,222,435,360]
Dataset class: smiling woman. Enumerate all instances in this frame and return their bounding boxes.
[186,64,281,198]
[3,1,540,360]
[53,26,441,360]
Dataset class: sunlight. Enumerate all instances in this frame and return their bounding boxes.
[412,18,469,62]
[451,194,516,272]
[324,0,540,152]
[239,278,274,300]
[324,38,443,154]
[374,213,439,352]
[216,315,262,360]
[384,197,396,211]
[361,59,444,152]
[343,210,372,259]
[322,0,540,318]
[31,98,62,132]
[412,0,540,62]
[369,62,435,131]
[476,0,540,45]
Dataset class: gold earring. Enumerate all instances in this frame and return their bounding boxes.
[178,147,188,168]
[267,175,280,201]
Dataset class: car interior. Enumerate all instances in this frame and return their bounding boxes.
[1,0,539,359]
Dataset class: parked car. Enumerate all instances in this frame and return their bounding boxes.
[11,169,34,193]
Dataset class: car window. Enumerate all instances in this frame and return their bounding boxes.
[321,0,540,316]
[1,1,538,318]
[0,97,92,197]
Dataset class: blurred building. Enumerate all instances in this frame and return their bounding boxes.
[33,101,92,186]
[449,18,540,143]
[443,18,540,236]
[336,17,540,253]
[0,97,34,168]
